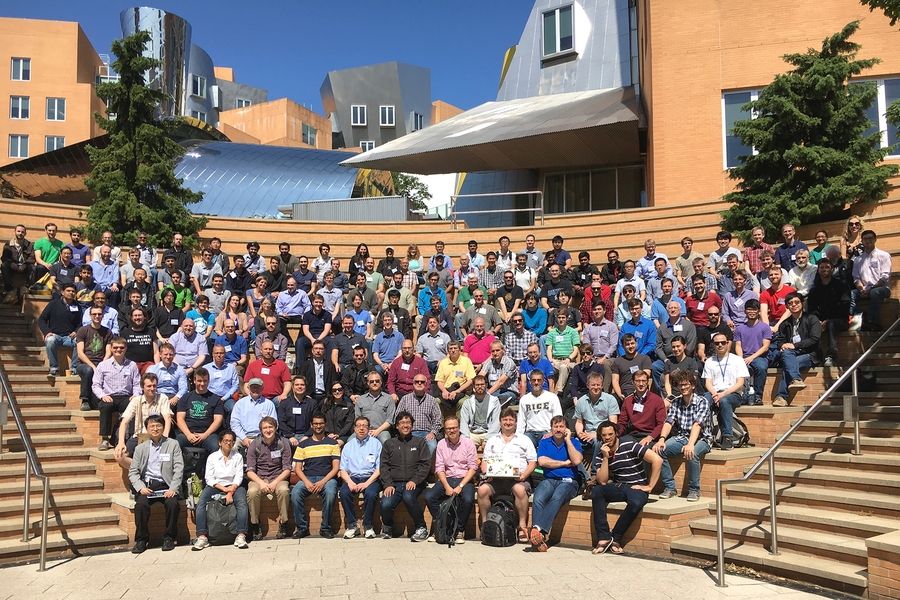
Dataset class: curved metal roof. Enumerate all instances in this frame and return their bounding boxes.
[175,142,360,218]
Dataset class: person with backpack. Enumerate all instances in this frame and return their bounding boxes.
[379,411,432,541]
[701,332,749,451]
[477,407,537,545]
[246,417,292,541]
[192,430,250,550]
[424,416,477,544]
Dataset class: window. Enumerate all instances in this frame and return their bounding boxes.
[379,105,395,127]
[10,96,29,119]
[722,91,758,168]
[886,78,900,152]
[302,123,317,146]
[46,97,65,121]
[351,105,367,126]
[9,134,28,158]
[11,58,30,81]
[413,112,424,131]
[544,166,645,213]
[360,140,375,152]
[191,75,206,98]
[190,110,207,122]
[542,5,574,58]
[45,136,64,152]
[236,98,251,108]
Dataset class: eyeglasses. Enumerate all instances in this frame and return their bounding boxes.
[413,380,428,384]
[512,319,523,323]
[220,439,235,445]
[787,299,802,305]
[707,312,720,316]
[850,222,861,226]
[367,380,380,384]
[332,387,344,393]
[713,341,729,346]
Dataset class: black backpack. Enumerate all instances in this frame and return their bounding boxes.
[712,414,751,448]
[480,496,517,547]
[434,495,459,547]
[206,497,239,545]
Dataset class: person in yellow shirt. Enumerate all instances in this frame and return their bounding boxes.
[435,341,476,416]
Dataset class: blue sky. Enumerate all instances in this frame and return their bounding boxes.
[4,1,534,111]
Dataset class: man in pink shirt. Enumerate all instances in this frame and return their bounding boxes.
[423,415,477,543]
[463,317,496,369]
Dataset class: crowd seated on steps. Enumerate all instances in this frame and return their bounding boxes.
[4,216,892,552]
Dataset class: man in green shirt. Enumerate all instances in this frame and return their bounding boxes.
[546,308,581,401]
[33,222,65,282]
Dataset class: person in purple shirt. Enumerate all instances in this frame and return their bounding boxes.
[721,270,759,329]
[734,299,771,405]
[64,228,92,268]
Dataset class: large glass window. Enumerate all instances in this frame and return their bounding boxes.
[886,78,900,152]
[10,96,29,119]
[9,134,28,158]
[590,169,617,210]
[379,105,395,127]
[302,123,317,146]
[545,173,565,213]
[723,91,753,168]
[852,81,880,142]
[191,75,206,98]
[617,167,645,209]
[360,140,375,152]
[190,110,207,122]
[11,58,30,81]
[542,5,574,58]
[351,105,367,126]
[565,171,590,213]
[46,97,65,121]
[544,166,644,213]
[45,136,64,152]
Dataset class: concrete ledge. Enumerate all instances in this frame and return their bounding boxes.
[867,531,900,600]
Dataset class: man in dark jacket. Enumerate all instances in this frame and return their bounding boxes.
[278,376,319,445]
[807,258,850,367]
[378,411,431,540]
[297,340,337,404]
[39,282,82,376]
[2,224,34,293]
[770,292,822,407]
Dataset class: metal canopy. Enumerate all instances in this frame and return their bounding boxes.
[341,87,643,174]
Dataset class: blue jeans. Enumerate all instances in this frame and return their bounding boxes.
[659,437,711,493]
[175,432,220,455]
[423,477,475,534]
[531,478,579,533]
[379,481,426,532]
[591,482,649,544]
[524,431,547,449]
[45,334,78,372]
[650,359,666,394]
[411,430,437,456]
[291,475,338,534]
[770,349,815,398]
[339,475,381,529]
[195,485,249,536]
[850,286,891,326]
[746,356,768,402]
[495,389,518,407]
[705,391,746,437]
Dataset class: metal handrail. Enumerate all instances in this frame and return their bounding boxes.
[715,317,900,587]
[0,359,50,571]
[449,191,544,229]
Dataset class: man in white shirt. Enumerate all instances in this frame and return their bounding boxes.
[516,370,562,448]
[851,229,892,331]
[702,333,749,451]
[477,407,537,544]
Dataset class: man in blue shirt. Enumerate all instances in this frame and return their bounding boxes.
[206,345,239,411]
[230,378,278,446]
[518,342,555,395]
[417,271,448,315]
[338,416,383,539]
[147,343,188,408]
[90,245,122,308]
[774,223,809,270]
[372,313,404,375]
[619,299,657,358]
[213,320,249,370]
[530,415,583,552]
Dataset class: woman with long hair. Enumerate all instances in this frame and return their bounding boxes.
[321,382,354,448]
[349,243,370,280]
[407,244,424,285]
[215,293,249,340]
[246,276,270,319]
[840,215,865,260]
[154,289,184,342]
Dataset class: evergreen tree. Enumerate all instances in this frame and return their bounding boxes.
[722,21,898,241]
[85,31,206,249]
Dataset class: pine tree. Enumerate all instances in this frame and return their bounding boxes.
[721,21,898,241]
[85,30,206,249]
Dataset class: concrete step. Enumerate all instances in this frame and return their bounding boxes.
[0,345,43,352]
[752,464,900,494]
[2,432,84,451]
[795,419,900,434]
[816,405,900,417]
[7,374,59,384]
[720,499,900,538]
[10,396,66,407]
[0,508,121,540]
[0,460,95,481]
[3,366,52,374]
[689,515,868,565]
[10,386,62,398]
[18,407,77,421]
[726,481,900,517]
[670,535,868,595]
[0,475,105,500]
[0,448,92,465]
[773,447,900,472]
[0,492,111,517]
[0,526,129,564]
[781,433,900,454]
[2,421,75,434]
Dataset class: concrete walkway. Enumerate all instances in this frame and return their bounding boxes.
[5,538,831,600]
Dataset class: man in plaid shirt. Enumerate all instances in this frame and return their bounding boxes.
[504,315,538,363]
[653,369,712,502]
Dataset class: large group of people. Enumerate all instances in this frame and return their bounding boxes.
[5,217,891,554]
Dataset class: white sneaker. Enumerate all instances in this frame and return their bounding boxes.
[455,531,466,544]
[426,534,435,542]
[364,528,376,539]
[192,536,209,551]
[234,533,248,549]
[849,314,863,332]
[343,527,358,539]
[788,380,807,391]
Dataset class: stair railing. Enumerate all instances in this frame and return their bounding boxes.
[0,359,50,572]
[715,317,900,587]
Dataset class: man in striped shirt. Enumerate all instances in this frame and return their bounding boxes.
[590,419,662,555]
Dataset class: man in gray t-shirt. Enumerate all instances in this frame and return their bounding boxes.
[574,371,620,465]
[354,372,395,443]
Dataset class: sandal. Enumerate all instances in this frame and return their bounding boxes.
[529,527,548,552]
[609,541,625,555]
[592,538,613,555]
[517,527,529,544]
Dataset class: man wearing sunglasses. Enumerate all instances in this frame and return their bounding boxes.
[769,292,822,407]
[701,333,749,450]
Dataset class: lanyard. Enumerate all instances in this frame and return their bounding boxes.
[717,354,729,381]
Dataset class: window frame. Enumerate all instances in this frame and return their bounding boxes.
[190,110,207,122]
[541,5,575,59]
[11,57,31,81]
[360,140,375,152]
[235,98,251,108]
[379,105,396,127]
[46,97,66,121]
[191,74,207,99]
[721,90,760,169]
[413,112,424,131]
[10,95,29,120]
[8,134,28,158]
[302,123,317,146]
[351,104,367,127]
[45,135,65,152]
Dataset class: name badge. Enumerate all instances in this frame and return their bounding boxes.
[292,407,302,415]
[777,298,786,305]
[790,254,796,261]
[357,320,365,326]
[202,270,210,276]
[555,335,564,342]
[791,334,801,344]
[270,450,281,459]
[455,370,463,377]
[261,367,271,375]
[633,403,644,413]
[697,302,705,311]
[629,365,639,374]
[224,345,232,352]
[401,363,410,371]
[440,320,447,327]
[60,269,68,276]
[69,305,79,312]
[435,338,444,346]
[478,308,486,314]
[735,298,744,307]
[634,331,643,339]
[229,272,236,279]
[366,454,376,463]
[562,477,574,483]
[170,318,179,325]
[160,453,171,462]
[273,344,280,350]
[599,330,609,338]
[673,324,683,332]
[213,371,222,379]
